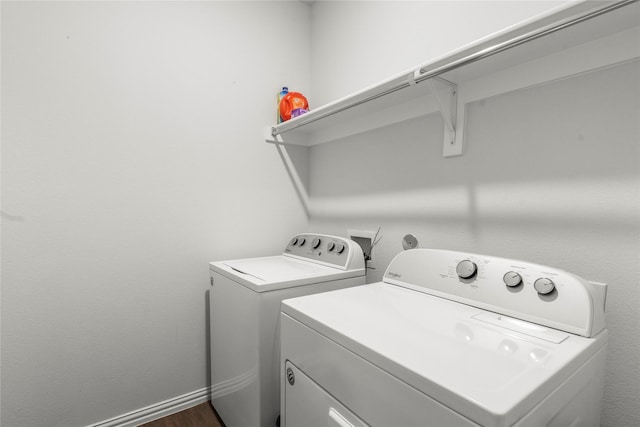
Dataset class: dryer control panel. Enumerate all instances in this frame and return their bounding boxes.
[384,249,607,338]
[284,234,365,271]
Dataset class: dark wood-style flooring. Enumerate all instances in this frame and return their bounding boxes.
[139,402,225,427]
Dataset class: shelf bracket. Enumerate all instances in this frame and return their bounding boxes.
[265,125,284,144]
[265,125,309,146]
[421,74,461,157]
[264,126,310,217]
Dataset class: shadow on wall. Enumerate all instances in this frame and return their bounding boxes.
[273,61,639,236]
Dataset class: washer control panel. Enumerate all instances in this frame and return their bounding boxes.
[284,234,364,270]
[384,249,607,338]
[455,260,557,296]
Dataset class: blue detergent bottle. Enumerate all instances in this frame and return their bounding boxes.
[277,86,288,123]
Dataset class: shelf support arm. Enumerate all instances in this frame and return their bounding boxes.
[420,74,460,156]
[426,76,457,142]
[265,126,310,217]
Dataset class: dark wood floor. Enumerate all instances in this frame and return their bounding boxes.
[139,402,225,427]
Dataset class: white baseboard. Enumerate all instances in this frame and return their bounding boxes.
[88,387,211,427]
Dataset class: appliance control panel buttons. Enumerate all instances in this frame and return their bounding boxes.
[534,278,556,295]
[456,260,478,279]
[503,271,523,287]
[381,248,607,338]
[283,234,363,270]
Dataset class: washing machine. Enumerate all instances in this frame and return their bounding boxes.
[280,248,608,427]
[209,233,366,427]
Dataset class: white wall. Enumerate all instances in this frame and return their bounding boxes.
[309,0,568,105]
[308,1,639,427]
[0,1,310,426]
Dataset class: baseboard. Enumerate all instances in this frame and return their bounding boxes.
[88,387,211,427]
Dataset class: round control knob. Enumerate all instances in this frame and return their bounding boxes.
[456,260,478,279]
[298,237,306,246]
[335,243,346,254]
[503,271,523,287]
[327,242,336,252]
[291,237,299,246]
[312,238,321,249]
[534,278,555,295]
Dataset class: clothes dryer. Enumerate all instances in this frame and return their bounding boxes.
[209,233,365,427]
[281,249,607,427]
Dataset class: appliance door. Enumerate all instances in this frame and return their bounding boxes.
[281,314,479,427]
[284,362,368,427]
[224,256,339,282]
[213,256,354,292]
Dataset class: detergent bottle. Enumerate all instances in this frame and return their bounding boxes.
[279,92,309,122]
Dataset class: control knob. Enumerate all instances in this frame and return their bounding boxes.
[291,237,299,246]
[335,243,346,254]
[503,271,523,287]
[312,238,321,249]
[327,242,336,252]
[298,237,306,246]
[534,278,555,295]
[456,260,477,279]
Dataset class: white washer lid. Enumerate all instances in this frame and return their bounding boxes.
[281,283,608,427]
[210,256,364,292]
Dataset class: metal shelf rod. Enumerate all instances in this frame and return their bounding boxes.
[412,0,637,84]
[270,0,636,138]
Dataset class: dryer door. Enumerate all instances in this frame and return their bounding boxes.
[284,361,369,427]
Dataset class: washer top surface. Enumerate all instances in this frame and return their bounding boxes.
[281,248,608,426]
[211,255,363,292]
[209,233,365,292]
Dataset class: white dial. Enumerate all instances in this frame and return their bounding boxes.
[456,260,478,279]
[312,238,321,249]
[298,237,306,246]
[503,271,523,287]
[327,242,336,252]
[335,243,346,254]
[534,278,555,295]
[291,237,299,246]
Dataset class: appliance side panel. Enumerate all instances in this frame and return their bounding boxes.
[209,271,260,427]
